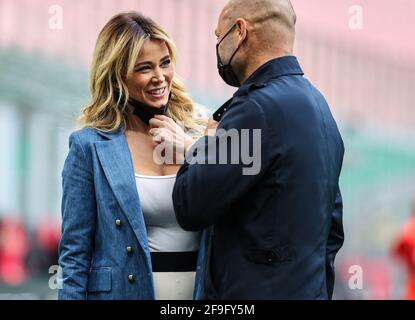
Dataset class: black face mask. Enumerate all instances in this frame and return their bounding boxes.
[129,93,172,125]
[216,24,242,87]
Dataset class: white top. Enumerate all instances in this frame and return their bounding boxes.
[135,174,200,252]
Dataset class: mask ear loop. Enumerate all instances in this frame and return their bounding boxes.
[217,24,236,65]
[218,23,246,66]
[218,24,237,46]
[226,41,242,66]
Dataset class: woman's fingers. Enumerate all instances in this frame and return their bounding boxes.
[151,127,175,144]
[149,118,165,128]
[151,130,163,143]
[154,115,176,130]
[148,117,190,151]
[149,128,158,136]
[149,116,176,132]
[152,135,163,143]
[154,114,174,123]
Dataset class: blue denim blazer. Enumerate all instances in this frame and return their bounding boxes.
[58,126,206,300]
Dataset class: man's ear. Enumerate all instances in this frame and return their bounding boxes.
[235,18,248,45]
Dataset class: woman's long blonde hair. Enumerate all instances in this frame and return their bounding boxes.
[79,11,205,134]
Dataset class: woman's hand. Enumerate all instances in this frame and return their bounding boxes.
[149,115,196,164]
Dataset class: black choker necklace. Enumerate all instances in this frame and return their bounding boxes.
[129,93,172,125]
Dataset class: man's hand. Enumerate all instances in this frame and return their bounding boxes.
[204,117,219,136]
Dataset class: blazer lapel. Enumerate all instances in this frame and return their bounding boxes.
[94,128,149,252]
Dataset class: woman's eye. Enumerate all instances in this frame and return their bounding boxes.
[161,59,171,67]
[137,66,151,72]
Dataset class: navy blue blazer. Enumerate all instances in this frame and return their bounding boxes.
[173,56,345,299]
[58,127,206,300]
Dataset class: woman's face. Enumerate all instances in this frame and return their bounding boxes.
[126,39,174,108]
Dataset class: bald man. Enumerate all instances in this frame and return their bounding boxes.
[173,0,344,299]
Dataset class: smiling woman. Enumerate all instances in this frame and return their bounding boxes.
[79,12,205,134]
[58,11,208,300]
[126,40,175,126]
[128,40,173,106]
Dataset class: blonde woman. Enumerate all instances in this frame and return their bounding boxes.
[58,12,208,300]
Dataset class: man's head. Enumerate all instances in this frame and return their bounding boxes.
[215,0,296,85]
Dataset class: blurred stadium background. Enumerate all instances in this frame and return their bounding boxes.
[0,0,414,299]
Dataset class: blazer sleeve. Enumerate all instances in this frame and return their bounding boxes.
[173,98,269,231]
[325,185,344,299]
[58,132,96,300]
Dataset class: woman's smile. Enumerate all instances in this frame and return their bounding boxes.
[146,86,167,100]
